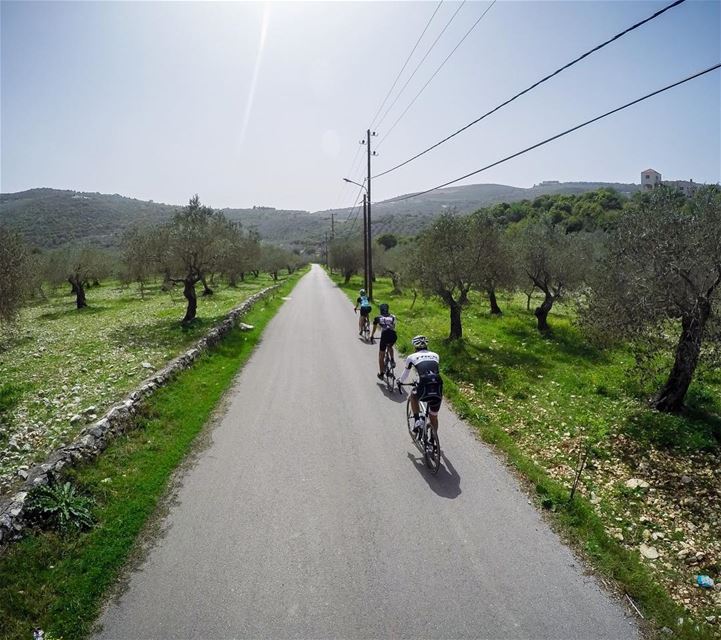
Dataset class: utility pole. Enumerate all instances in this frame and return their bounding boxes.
[366,129,377,301]
[362,193,368,293]
[324,231,329,268]
[331,213,335,239]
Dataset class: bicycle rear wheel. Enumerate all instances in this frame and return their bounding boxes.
[424,423,441,474]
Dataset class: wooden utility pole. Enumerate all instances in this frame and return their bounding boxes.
[366,129,376,301]
[362,193,368,293]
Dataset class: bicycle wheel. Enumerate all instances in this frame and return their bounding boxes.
[406,397,421,447]
[424,422,441,474]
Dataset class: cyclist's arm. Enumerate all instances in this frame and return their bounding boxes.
[398,361,414,383]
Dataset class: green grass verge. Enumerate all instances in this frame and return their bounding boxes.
[331,270,719,640]
[0,270,306,640]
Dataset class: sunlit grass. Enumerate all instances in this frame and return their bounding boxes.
[0,277,275,491]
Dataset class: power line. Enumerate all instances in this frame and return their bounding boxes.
[381,62,721,204]
[375,1,467,131]
[377,0,497,149]
[373,0,688,179]
[369,0,444,131]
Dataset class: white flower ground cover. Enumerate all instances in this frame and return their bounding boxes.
[0,278,272,494]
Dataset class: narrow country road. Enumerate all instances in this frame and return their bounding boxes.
[95,264,637,639]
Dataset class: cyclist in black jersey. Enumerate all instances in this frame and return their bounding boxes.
[370,303,397,380]
[398,335,443,434]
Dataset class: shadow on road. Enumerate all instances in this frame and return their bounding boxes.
[406,450,461,499]
[376,382,406,403]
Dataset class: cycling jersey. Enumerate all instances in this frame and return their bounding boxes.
[399,349,443,414]
[399,350,440,380]
[372,314,397,332]
[357,296,370,308]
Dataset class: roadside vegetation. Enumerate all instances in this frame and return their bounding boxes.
[0,195,308,494]
[329,185,721,638]
[0,271,305,640]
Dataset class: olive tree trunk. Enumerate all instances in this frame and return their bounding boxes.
[69,276,87,309]
[534,291,554,332]
[488,288,502,315]
[652,301,710,412]
[182,279,198,325]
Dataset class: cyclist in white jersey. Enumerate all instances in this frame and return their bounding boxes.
[398,335,443,434]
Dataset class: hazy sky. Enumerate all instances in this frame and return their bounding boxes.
[1,0,719,212]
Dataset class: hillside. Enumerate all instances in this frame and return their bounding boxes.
[0,181,641,249]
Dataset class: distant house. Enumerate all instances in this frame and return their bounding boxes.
[641,169,699,196]
[642,169,662,190]
[663,179,698,197]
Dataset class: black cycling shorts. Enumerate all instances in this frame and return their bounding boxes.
[379,329,397,352]
[359,305,372,317]
[415,378,443,415]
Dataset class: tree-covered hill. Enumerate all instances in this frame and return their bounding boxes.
[0,181,641,249]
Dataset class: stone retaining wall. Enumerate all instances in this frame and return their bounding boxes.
[0,285,278,547]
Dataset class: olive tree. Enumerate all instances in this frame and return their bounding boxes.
[416,212,485,340]
[470,213,515,315]
[0,226,31,323]
[164,195,225,324]
[581,186,721,412]
[43,245,113,309]
[121,226,157,298]
[329,238,364,284]
[515,220,590,332]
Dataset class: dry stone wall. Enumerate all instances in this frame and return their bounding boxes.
[0,285,278,547]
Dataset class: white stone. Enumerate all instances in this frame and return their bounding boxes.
[625,478,650,490]
[639,544,659,559]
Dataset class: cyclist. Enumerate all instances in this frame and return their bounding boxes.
[354,289,372,335]
[398,335,443,435]
[370,303,397,380]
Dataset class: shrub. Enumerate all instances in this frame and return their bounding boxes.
[26,481,96,533]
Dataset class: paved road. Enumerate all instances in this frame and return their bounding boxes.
[95,264,637,639]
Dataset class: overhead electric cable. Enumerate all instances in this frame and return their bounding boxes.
[369,0,444,131]
[375,0,467,131]
[373,0,688,178]
[381,62,720,204]
[377,0,497,149]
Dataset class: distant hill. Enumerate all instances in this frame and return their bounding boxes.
[0,181,640,250]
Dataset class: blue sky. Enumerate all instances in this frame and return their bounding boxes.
[1,0,719,212]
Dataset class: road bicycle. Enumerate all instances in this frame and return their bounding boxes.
[398,381,441,474]
[360,315,371,342]
[381,347,396,392]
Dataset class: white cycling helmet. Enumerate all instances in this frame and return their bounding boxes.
[359,289,366,296]
[412,335,428,349]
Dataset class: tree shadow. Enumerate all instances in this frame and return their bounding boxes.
[406,450,461,499]
[37,305,110,321]
[623,407,721,452]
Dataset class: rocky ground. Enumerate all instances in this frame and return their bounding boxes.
[0,279,271,494]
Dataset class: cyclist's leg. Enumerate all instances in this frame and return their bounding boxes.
[410,389,420,419]
[377,343,385,376]
[428,397,441,430]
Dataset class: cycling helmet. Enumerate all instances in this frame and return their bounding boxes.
[359,289,366,296]
[412,335,428,349]
[379,303,389,315]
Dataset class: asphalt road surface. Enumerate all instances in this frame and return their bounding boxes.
[95,264,637,639]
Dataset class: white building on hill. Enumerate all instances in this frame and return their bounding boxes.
[641,169,699,197]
